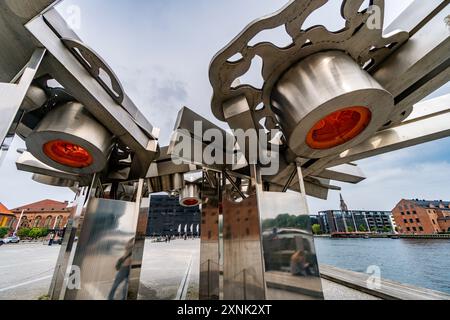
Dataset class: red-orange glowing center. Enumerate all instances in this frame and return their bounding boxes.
[183,198,199,206]
[306,107,371,150]
[43,140,93,168]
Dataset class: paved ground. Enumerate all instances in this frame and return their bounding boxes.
[0,239,377,300]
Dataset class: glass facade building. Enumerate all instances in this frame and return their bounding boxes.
[315,210,394,234]
[146,195,201,236]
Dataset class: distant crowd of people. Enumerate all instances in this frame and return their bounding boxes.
[151,234,199,243]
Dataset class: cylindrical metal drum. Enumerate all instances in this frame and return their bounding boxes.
[179,183,201,207]
[271,50,394,158]
[26,101,113,175]
[32,174,77,188]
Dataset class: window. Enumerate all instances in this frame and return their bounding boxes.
[416,218,420,223]
[432,220,436,225]
[403,219,407,223]
[401,212,405,215]
[406,227,411,231]
[419,227,424,231]
[409,219,414,223]
[412,227,417,231]
[413,211,417,215]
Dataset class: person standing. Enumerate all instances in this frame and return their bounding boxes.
[48,232,55,246]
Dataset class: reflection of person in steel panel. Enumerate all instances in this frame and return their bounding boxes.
[290,250,310,276]
[108,238,134,300]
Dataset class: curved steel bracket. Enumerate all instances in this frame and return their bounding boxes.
[61,38,125,104]
[209,0,409,129]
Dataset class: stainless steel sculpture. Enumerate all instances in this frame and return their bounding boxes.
[0,0,449,301]
[202,0,449,300]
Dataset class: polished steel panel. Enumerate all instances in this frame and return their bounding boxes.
[49,183,93,300]
[127,180,148,300]
[222,183,266,300]
[252,165,324,300]
[0,0,54,83]
[0,48,46,155]
[199,171,220,300]
[271,51,394,158]
[373,4,450,127]
[64,197,141,300]
[315,164,366,184]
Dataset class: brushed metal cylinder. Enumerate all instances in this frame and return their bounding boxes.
[271,51,394,158]
[22,85,47,112]
[179,183,201,207]
[148,173,184,195]
[26,101,113,175]
[32,174,76,188]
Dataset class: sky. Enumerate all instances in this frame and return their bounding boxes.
[0,0,449,214]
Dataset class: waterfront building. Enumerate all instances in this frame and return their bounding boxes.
[146,195,200,236]
[11,199,71,231]
[0,203,15,228]
[316,210,393,234]
[392,199,450,234]
[315,194,394,234]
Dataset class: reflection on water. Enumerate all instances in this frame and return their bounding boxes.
[315,238,450,294]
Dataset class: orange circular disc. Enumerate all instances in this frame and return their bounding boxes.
[306,107,372,150]
[43,140,93,168]
[182,198,199,206]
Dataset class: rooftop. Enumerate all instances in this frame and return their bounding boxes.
[11,199,70,213]
[0,203,13,215]
[408,199,450,208]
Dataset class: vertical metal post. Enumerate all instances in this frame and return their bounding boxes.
[48,179,95,300]
[127,179,148,300]
[199,170,220,300]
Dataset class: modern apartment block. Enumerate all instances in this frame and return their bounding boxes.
[392,199,450,234]
[314,194,394,234]
[316,210,394,234]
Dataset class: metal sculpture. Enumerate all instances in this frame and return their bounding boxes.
[0,0,448,301]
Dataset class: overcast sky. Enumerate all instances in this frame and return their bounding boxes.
[1,0,449,214]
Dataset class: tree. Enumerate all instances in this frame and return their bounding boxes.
[347,226,354,233]
[358,225,367,232]
[383,226,391,233]
[312,224,321,235]
[0,227,9,238]
[17,228,30,238]
[27,227,49,239]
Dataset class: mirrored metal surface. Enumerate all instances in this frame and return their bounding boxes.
[127,180,148,300]
[199,171,220,300]
[64,196,141,300]
[222,182,266,300]
[49,182,93,300]
[253,165,324,300]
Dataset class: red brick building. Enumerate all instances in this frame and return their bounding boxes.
[0,203,15,228]
[392,199,450,234]
[11,199,72,231]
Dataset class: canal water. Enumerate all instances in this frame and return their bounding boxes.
[314,237,450,294]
